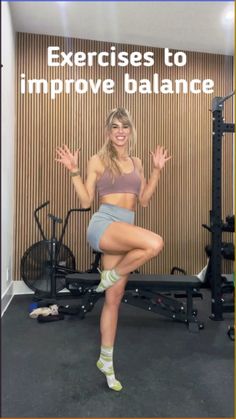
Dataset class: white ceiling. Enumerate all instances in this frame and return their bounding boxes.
[10,1,234,55]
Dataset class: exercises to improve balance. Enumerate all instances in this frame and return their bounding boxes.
[56,108,171,391]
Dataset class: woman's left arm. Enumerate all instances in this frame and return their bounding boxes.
[137,146,171,207]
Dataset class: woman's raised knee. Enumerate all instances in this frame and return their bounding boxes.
[148,235,164,257]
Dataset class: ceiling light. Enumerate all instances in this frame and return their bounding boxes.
[222,5,234,25]
[224,10,234,21]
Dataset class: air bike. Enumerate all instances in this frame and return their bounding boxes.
[20,201,101,300]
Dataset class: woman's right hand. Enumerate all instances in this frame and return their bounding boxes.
[55,145,80,172]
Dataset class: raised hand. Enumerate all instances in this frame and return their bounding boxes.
[150,145,172,171]
[55,145,80,172]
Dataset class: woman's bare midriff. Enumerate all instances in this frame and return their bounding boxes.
[100,193,137,211]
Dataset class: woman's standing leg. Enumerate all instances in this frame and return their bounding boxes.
[97,253,129,391]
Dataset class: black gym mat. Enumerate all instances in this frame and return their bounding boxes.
[1,290,234,418]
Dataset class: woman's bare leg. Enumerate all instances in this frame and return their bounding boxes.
[99,222,164,276]
[100,253,128,346]
[97,253,129,391]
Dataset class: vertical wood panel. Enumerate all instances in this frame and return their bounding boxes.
[14,33,233,280]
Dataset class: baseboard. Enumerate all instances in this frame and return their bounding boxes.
[14,280,34,295]
[13,280,70,296]
[1,281,14,316]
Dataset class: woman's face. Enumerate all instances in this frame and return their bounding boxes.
[108,118,131,149]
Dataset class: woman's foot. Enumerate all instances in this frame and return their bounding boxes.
[97,346,122,391]
[95,269,121,293]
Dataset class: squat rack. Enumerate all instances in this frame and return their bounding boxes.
[209,91,235,320]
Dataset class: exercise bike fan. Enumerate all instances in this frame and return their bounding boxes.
[21,240,75,295]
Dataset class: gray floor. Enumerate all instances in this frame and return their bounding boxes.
[1,291,234,418]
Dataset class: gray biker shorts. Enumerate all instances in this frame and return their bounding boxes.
[87,203,135,252]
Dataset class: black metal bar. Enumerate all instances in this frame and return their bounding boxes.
[50,220,57,299]
[76,285,203,331]
[222,123,235,133]
[79,288,102,319]
[34,201,50,240]
[122,289,188,322]
[56,208,91,260]
[58,208,91,244]
[212,91,235,112]
[210,109,224,320]
[209,93,235,320]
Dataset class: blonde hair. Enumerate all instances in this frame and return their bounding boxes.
[98,107,137,177]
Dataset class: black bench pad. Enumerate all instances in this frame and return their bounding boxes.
[66,273,201,291]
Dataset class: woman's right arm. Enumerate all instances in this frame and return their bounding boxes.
[56,146,98,208]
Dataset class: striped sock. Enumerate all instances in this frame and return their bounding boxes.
[96,346,122,391]
[95,269,120,293]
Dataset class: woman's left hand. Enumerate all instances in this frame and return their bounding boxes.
[150,145,172,171]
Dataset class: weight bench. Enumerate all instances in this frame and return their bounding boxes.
[65,273,204,332]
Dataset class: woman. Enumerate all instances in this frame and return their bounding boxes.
[56,108,171,392]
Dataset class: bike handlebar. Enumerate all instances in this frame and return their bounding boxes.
[34,201,50,240]
[66,208,91,215]
[58,208,91,244]
[202,224,211,232]
[33,201,91,242]
[34,201,50,215]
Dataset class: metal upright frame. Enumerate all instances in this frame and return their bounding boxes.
[210,92,235,320]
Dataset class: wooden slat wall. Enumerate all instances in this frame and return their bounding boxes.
[14,32,233,279]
